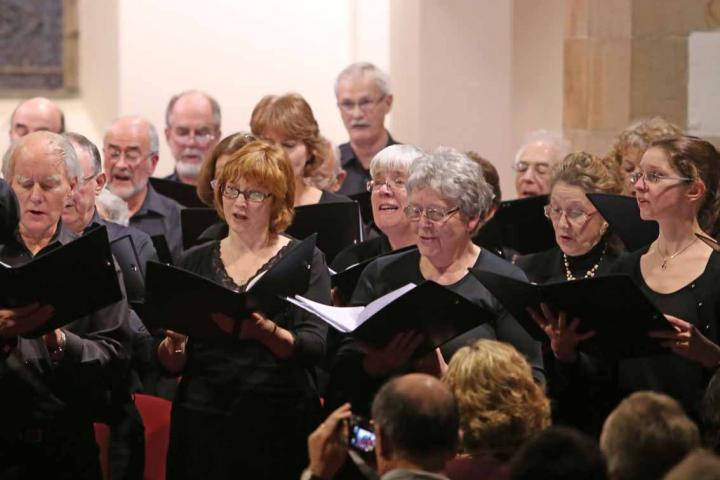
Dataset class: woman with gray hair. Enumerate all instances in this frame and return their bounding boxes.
[327,147,544,415]
[331,143,423,272]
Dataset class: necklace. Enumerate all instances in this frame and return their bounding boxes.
[563,245,606,281]
[657,237,698,270]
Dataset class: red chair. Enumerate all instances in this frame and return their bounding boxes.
[135,393,172,480]
[94,422,111,480]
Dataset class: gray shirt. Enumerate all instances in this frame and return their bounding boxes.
[129,184,184,263]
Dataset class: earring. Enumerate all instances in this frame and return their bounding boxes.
[600,222,609,236]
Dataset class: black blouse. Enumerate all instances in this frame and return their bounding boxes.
[514,241,620,284]
[174,237,330,414]
[327,248,545,415]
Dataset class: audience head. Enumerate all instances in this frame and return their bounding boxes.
[406,147,493,263]
[466,151,501,220]
[545,151,624,257]
[600,391,700,480]
[608,117,682,183]
[0,178,19,242]
[636,135,720,237]
[103,116,159,203]
[701,367,720,453]
[96,188,130,226]
[509,426,607,480]
[196,132,256,206]
[164,90,222,183]
[371,373,459,475]
[309,137,345,192]
[62,132,107,233]
[335,62,393,146]
[250,93,328,186]
[663,449,720,480]
[9,97,65,142]
[213,140,295,236]
[368,144,424,243]
[513,130,570,198]
[2,131,80,241]
[443,339,550,459]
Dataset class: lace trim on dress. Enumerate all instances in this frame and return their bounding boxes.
[211,238,296,293]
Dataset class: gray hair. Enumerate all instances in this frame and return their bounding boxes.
[514,130,570,165]
[370,144,425,179]
[407,146,493,227]
[63,132,102,175]
[335,62,391,96]
[165,90,222,129]
[2,131,81,180]
[104,116,159,156]
[96,188,130,226]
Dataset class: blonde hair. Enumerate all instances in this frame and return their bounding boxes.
[550,151,625,196]
[607,117,682,169]
[213,141,295,234]
[250,93,328,179]
[443,339,550,458]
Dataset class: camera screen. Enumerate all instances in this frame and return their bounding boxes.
[350,425,376,453]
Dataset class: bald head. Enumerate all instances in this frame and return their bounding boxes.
[9,97,65,142]
[372,373,459,473]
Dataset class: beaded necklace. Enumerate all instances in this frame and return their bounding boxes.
[563,244,606,281]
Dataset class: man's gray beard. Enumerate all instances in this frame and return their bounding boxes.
[176,160,202,179]
[109,178,147,201]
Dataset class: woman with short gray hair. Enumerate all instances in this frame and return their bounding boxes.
[327,147,544,415]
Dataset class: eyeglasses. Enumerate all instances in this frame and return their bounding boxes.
[628,170,693,185]
[171,127,217,146]
[544,204,595,227]
[512,161,550,175]
[221,184,272,203]
[404,205,459,222]
[104,146,149,165]
[366,177,406,192]
[337,95,386,113]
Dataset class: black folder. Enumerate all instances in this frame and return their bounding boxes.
[149,177,206,208]
[109,235,145,304]
[142,234,317,344]
[348,191,373,226]
[150,235,173,265]
[697,233,720,252]
[181,208,221,249]
[331,245,417,303]
[286,202,362,263]
[289,281,492,359]
[470,269,674,358]
[0,226,123,336]
[0,179,19,243]
[473,195,556,255]
[587,193,658,251]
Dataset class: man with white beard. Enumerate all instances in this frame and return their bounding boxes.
[103,116,184,262]
[163,90,222,185]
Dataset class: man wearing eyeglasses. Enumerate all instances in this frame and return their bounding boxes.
[103,116,184,263]
[163,90,222,185]
[513,130,570,199]
[335,62,397,196]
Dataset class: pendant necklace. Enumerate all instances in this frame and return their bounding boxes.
[657,237,697,270]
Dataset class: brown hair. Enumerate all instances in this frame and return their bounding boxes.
[249,93,328,179]
[550,151,625,196]
[196,132,255,206]
[213,140,295,234]
[647,136,720,237]
[601,391,700,480]
[607,117,683,170]
[466,151,501,209]
[443,339,550,459]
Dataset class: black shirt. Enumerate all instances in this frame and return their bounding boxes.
[87,210,159,272]
[337,132,398,196]
[330,234,392,272]
[129,184,184,263]
[327,248,545,415]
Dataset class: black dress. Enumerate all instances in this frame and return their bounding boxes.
[558,248,720,434]
[327,248,545,416]
[166,238,330,480]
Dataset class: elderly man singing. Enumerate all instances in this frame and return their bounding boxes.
[0,131,131,480]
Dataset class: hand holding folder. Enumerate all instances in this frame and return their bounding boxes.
[470,268,674,358]
[143,235,317,344]
[286,281,493,359]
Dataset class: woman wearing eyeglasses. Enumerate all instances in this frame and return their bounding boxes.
[515,152,625,284]
[330,144,424,273]
[327,147,544,416]
[250,93,351,206]
[158,141,331,479]
[532,135,720,431]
